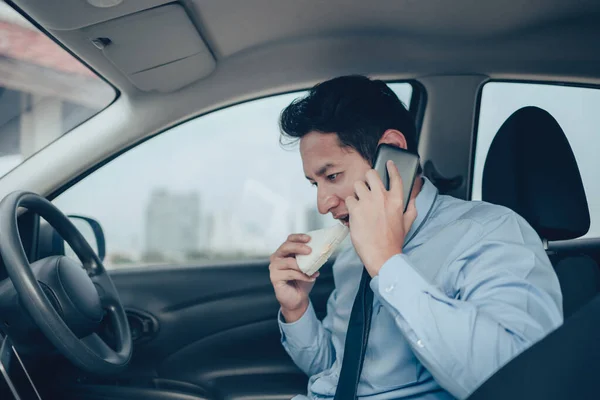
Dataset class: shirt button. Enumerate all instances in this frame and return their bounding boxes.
[416,339,425,348]
[385,284,395,293]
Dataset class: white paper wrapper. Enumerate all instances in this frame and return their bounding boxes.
[295,224,349,276]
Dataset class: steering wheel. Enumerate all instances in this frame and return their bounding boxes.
[0,191,132,374]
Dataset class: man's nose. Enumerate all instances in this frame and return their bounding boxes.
[317,188,339,215]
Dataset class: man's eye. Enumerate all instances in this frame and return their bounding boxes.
[311,181,317,187]
[327,173,339,182]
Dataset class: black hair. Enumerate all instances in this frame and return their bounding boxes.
[279,75,418,165]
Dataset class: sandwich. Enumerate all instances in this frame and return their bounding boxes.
[296,223,349,276]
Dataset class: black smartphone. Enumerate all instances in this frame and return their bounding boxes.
[372,144,420,212]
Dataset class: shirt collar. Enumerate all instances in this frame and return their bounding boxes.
[404,176,438,246]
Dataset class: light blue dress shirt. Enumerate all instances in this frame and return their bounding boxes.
[279,177,563,400]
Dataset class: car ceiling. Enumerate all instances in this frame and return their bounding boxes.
[12,0,600,98]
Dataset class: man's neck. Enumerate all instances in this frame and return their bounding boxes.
[409,174,424,201]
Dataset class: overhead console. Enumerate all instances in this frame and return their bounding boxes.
[82,4,216,92]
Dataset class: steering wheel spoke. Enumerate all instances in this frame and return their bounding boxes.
[91,273,121,308]
[82,333,116,362]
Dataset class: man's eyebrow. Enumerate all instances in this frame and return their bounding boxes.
[305,163,335,180]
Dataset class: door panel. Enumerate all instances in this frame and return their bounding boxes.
[105,259,335,399]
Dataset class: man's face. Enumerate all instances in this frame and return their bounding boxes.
[300,132,372,226]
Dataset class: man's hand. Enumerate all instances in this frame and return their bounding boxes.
[346,160,418,277]
[269,234,319,323]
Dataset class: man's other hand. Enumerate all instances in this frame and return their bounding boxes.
[269,234,319,323]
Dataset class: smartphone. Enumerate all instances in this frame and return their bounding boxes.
[372,144,420,212]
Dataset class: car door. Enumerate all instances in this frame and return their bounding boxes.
[49,84,415,399]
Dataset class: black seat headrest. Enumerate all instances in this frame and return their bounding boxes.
[482,106,590,241]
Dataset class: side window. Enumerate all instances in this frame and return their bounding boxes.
[54,83,413,268]
[0,3,115,178]
[471,82,600,238]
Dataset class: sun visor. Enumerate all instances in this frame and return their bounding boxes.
[83,4,215,92]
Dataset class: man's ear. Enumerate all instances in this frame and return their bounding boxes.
[378,129,408,150]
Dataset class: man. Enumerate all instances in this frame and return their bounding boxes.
[268,75,563,399]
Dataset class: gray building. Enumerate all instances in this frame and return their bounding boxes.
[144,189,200,261]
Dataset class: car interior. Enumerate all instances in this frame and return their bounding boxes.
[482,105,600,320]
[0,0,599,399]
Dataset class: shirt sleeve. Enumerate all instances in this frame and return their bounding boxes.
[278,293,337,377]
[370,213,563,399]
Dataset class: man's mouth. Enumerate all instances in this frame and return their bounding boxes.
[337,215,350,227]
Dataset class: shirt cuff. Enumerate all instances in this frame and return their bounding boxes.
[278,301,320,349]
[370,253,437,326]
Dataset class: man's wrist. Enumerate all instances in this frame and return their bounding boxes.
[281,301,309,323]
[366,250,402,277]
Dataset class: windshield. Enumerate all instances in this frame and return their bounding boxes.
[0,2,116,177]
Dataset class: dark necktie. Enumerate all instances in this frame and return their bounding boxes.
[334,266,374,400]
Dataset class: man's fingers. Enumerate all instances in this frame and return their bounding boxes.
[386,160,404,197]
[287,233,311,243]
[354,181,369,200]
[270,253,308,273]
[273,241,312,258]
[273,269,317,284]
[285,269,316,282]
[345,195,358,212]
[365,169,385,194]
